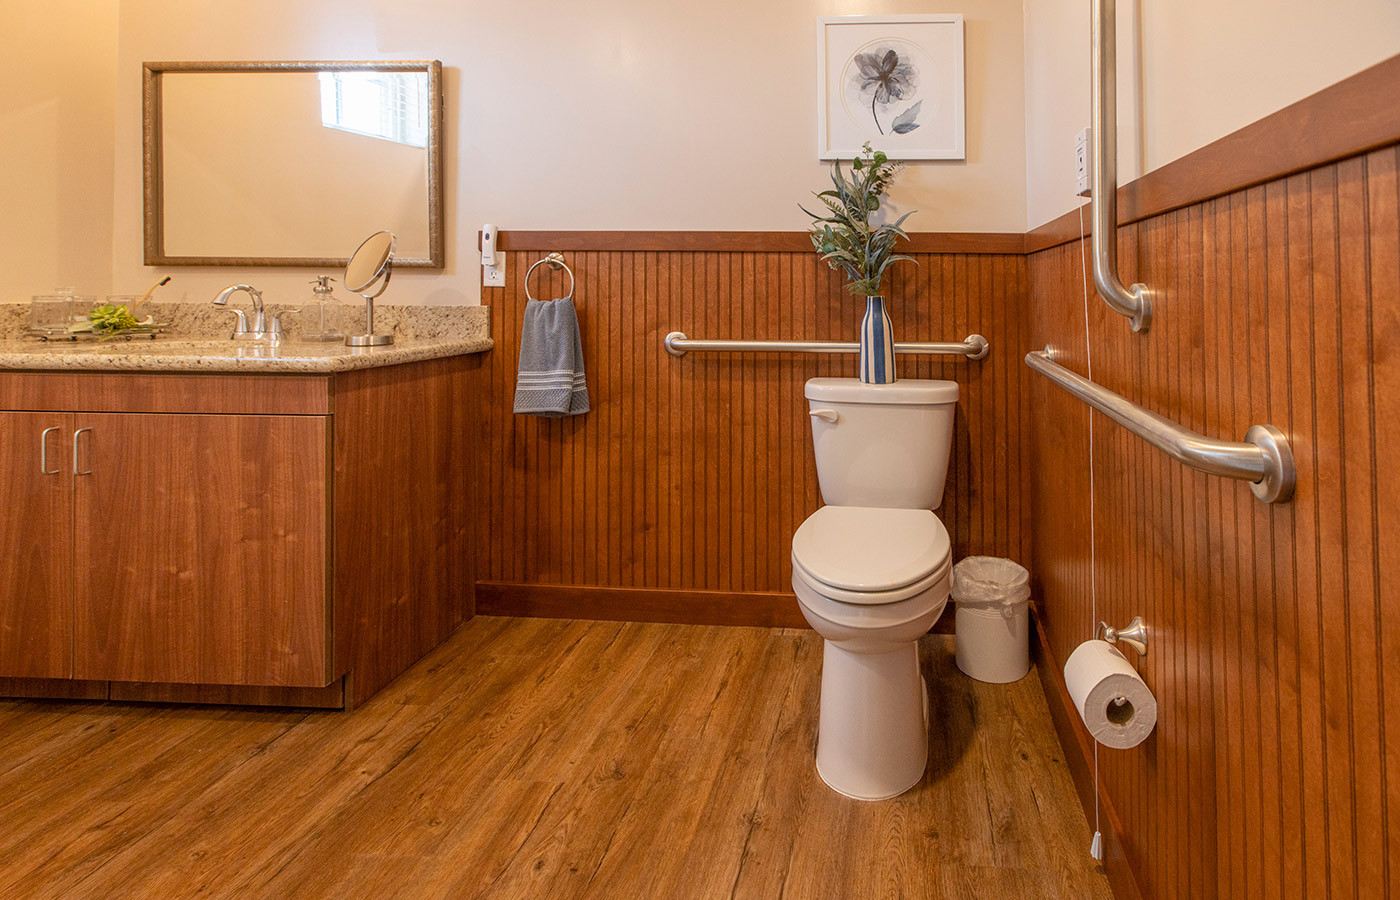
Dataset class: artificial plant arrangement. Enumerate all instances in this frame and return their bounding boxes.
[66,277,172,340]
[803,143,915,295]
[801,143,915,383]
[66,303,163,340]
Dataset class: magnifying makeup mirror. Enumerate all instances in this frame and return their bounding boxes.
[345,230,396,346]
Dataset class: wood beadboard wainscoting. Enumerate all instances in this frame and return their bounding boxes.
[474,239,1031,626]
[1029,146,1399,900]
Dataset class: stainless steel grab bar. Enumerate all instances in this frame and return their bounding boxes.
[1025,348,1294,503]
[1091,0,1152,333]
[664,332,990,360]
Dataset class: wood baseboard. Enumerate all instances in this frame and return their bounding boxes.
[0,677,109,701]
[476,582,810,628]
[0,676,346,708]
[109,679,345,709]
[1029,606,1143,900]
[476,581,961,633]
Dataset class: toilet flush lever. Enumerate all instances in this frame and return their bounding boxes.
[809,409,840,424]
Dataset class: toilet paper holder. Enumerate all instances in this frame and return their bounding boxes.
[1096,616,1149,656]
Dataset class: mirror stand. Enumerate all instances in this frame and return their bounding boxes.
[345,231,397,346]
[347,266,394,346]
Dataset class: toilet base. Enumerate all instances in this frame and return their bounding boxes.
[814,639,929,801]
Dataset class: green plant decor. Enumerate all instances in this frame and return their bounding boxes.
[68,304,162,340]
[802,143,915,296]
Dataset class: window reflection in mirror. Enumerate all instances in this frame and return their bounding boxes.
[318,72,429,149]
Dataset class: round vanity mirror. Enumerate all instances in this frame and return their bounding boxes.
[345,230,396,346]
[346,231,396,294]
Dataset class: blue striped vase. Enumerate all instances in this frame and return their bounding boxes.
[858,295,897,384]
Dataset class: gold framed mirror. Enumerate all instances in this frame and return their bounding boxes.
[143,60,444,268]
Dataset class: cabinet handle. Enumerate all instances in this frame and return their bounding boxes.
[73,427,93,476]
[40,426,60,475]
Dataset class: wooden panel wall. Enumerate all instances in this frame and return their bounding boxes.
[1028,146,1399,900]
[476,248,1031,621]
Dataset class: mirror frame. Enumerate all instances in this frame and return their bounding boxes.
[143,59,444,268]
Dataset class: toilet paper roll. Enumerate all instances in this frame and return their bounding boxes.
[1064,639,1157,749]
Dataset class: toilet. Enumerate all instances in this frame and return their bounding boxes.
[792,377,959,800]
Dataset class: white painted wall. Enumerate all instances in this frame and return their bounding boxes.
[1024,0,1400,230]
[105,0,1027,307]
[5,2,1398,305]
[1,1,117,302]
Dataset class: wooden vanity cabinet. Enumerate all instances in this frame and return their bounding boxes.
[0,411,75,680]
[72,412,330,686]
[0,357,477,708]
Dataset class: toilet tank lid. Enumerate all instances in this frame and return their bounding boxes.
[792,506,951,592]
[805,377,959,404]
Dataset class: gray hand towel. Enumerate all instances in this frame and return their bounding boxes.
[513,297,590,417]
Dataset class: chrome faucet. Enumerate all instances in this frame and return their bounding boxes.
[212,284,267,340]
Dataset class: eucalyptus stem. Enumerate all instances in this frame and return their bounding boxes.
[800,143,915,297]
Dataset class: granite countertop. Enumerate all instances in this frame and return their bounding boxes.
[0,302,492,373]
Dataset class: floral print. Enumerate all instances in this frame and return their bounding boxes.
[849,47,920,135]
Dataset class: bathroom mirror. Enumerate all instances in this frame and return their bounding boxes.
[143,60,443,268]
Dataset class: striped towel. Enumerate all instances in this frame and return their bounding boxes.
[513,297,590,417]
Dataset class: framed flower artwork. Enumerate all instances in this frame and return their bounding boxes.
[817,15,966,161]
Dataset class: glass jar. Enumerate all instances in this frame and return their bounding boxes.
[105,295,148,322]
[301,275,344,341]
[28,291,75,335]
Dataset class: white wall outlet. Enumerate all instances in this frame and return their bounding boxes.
[483,253,506,288]
[1074,127,1092,197]
[481,224,506,287]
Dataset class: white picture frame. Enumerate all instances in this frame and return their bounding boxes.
[816,15,966,161]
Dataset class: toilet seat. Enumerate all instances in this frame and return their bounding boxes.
[791,506,951,604]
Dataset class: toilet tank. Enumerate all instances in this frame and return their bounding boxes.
[805,378,959,509]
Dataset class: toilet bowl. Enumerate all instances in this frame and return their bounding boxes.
[791,505,952,800]
[794,377,959,799]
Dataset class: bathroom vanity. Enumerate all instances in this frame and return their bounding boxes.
[0,325,489,709]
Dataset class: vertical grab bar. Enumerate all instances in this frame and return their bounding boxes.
[1091,0,1152,333]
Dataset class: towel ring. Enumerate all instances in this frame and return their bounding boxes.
[525,252,575,302]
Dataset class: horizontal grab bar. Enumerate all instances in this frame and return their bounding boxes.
[1025,348,1294,503]
[664,332,990,360]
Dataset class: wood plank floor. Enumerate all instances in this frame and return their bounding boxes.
[0,617,1112,899]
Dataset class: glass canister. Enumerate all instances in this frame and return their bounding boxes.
[29,293,74,335]
[105,295,148,322]
[301,275,344,341]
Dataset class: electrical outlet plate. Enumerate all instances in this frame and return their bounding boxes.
[484,253,506,287]
[1075,127,1091,197]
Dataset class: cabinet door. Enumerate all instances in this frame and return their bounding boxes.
[72,413,330,686]
[0,412,74,679]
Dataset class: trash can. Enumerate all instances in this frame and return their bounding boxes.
[951,557,1031,683]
